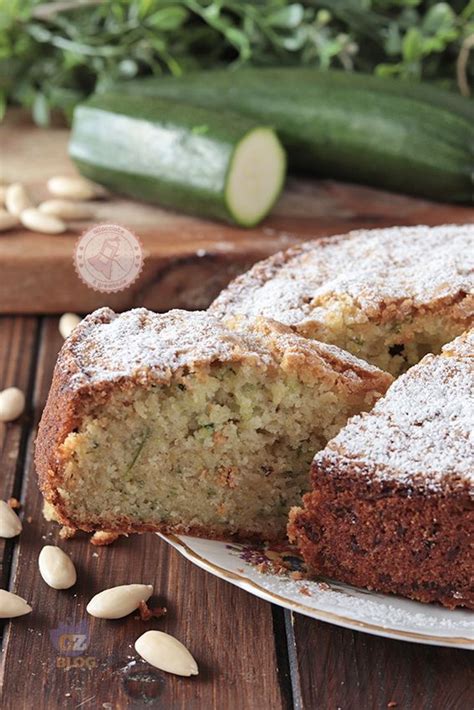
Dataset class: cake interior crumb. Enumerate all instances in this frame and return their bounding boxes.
[57,363,376,539]
[299,299,468,376]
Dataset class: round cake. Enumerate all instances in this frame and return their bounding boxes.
[35,224,473,610]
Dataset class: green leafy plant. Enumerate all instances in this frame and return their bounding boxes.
[0,0,472,125]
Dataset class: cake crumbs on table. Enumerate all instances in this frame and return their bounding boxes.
[137,600,167,621]
[59,525,77,539]
[90,531,121,546]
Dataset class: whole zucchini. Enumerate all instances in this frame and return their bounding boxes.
[69,94,286,227]
[118,68,474,203]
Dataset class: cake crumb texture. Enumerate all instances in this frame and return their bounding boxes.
[211,224,474,375]
[35,308,392,542]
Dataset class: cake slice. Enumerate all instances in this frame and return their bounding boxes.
[210,224,474,376]
[35,308,392,542]
[288,329,474,609]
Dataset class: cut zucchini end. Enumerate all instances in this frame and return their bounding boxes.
[225,127,286,228]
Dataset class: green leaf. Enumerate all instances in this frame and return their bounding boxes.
[402,27,424,62]
[0,0,471,122]
[225,27,250,52]
[0,91,6,122]
[25,22,52,43]
[192,123,209,135]
[281,27,307,52]
[32,92,50,127]
[267,4,304,30]
[422,3,455,36]
[385,23,401,57]
[375,62,404,78]
[146,6,189,31]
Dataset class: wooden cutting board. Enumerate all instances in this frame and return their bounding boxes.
[2,112,473,314]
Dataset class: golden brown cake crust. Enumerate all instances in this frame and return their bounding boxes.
[210,224,474,328]
[36,307,392,537]
[288,329,474,609]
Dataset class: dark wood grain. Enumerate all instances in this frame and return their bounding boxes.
[1,316,473,709]
[0,317,39,587]
[287,612,474,710]
[0,318,289,710]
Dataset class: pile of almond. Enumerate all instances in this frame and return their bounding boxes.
[0,170,198,674]
[0,175,107,235]
[0,387,25,422]
[0,504,197,676]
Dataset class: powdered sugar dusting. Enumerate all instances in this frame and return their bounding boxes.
[320,339,474,489]
[443,328,474,358]
[66,308,266,384]
[252,571,474,633]
[64,307,387,387]
[211,224,474,323]
[170,535,474,644]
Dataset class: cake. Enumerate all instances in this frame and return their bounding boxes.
[210,224,474,376]
[35,308,392,542]
[288,329,474,609]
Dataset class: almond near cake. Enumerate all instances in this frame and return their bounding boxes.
[35,308,392,542]
[210,224,474,376]
[288,329,474,609]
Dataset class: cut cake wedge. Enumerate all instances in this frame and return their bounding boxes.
[288,329,474,609]
[36,308,392,542]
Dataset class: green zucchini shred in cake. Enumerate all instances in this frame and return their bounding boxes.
[35,308,392,541]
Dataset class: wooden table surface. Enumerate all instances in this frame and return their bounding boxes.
[2,114,474,314]
[0,316,473,709]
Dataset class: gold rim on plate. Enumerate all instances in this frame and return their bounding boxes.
[164,533,473,648]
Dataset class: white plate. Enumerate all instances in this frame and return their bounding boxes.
[160,534,473,649]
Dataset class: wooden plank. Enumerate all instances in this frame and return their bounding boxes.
[2,115,474,314]
[2,315,472,708]
[0,318,290,710]
[287,613,474,709]
[0,317,38,587]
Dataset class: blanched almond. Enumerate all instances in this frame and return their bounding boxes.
[38,545,77,589]
[5,183,33,216]
[0,589,32,618]
[39,199,93,220]
[0,209,19,232]
[47,176,105,201]
[59,313,81,339]
[20,208,66,235]
[0,500,22,538]
[0,387,25,422]
[135,630,198,677]
[86,584,153,619]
